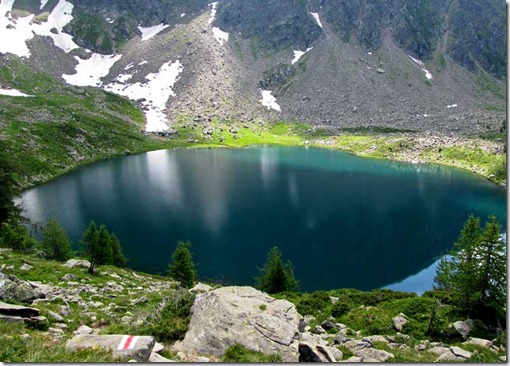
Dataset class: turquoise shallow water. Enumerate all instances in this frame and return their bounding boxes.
[20,147,506,292]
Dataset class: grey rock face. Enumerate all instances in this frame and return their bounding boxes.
[63,259,91,269]
[175,286,301,362]
[0,301,39,317]
[299,342,337,362]
[354,348,394,362]
[0,271,43,304]
[393,313,408,331]
[453,319,475,339]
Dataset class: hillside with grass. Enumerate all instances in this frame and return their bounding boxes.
[0,249,506,362]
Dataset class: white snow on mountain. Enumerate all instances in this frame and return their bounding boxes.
[63,53,122,87]
[138,23,170,41]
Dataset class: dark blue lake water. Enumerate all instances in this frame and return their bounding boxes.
[20,147,506,292]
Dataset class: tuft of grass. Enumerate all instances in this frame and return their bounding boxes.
[221,343,282,362]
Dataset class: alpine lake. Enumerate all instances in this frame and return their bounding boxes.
[20,146,506,293]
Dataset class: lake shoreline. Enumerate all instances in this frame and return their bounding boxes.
[16,122,506,191]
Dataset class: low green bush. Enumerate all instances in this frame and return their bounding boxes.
[222,344,282,362]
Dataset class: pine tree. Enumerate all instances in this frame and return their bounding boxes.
[0,145,20,225]
[255,246,299,294]
[476,216,506,311]
[40,218,73,261]
[168,241,196,288]
[434,215,506,323]
[110,233,127,268]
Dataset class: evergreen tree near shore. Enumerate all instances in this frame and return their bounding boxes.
[80,221,127,273]
[255,246,299,294]
[40,218,73,261]
[434,215,506,324]
[168,241,196,288]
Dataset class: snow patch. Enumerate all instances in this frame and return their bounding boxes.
[180,13,186,18]
[260,90,281,112]
[32,0,80,53]
[115,73,133,83]
[291,47,313,64]
[138,60,148,66]
[0,3,34,58]
[212,27,229,45]
[105,60,183,132]
[310,12,323,29]
[106,17,114,24]
[40,0,49,9]
[208,2,218,24]
[63,53,122,87]
[125,62,134,70]
[409,55,433,80]
[138,23,170,41]
[0,88,34,97]
[447,104,458,109]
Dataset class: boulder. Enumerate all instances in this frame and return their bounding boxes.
[298,342,336,362]
[174,286,301,362]
[453,319,475,339]
[47,310,64,322]
[436,351,466,362]
[393,313,407,331]
[354,348,394,362]
[362,335,389,344]
[75,325,94,335]
[66,335,155,362]
[0,301,39,317]
[63,259,91,269]
[20,264,33,271]
[328,346,343,361]
[329,296,339,304]
[188,283,212,294]
[153,342,164,354]
[450,346,472,359]
[427,346,450,356]
[149,352,174,362]
[342,356,363,362]
[321,320,336,331]
[342,340,372,353]
[61,274,78,282]
[0,272,42,303]
[463,337,494,350]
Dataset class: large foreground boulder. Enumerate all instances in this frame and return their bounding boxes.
[66,335,155,362]
[174,286,301,362]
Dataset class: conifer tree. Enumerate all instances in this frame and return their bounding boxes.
[255,246,299,294]
[40,218,73,261]
[168,241,196,288]
[434,215,506,323]
[110,233,127,268]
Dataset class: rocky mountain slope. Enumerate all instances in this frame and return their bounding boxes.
[0,0,505,134]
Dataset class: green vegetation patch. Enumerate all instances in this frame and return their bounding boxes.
[222,343,282,362]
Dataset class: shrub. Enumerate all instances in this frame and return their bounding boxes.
[331,295,355,318]
[296,291,330,317]
[0,219,36,252]
[141,291,195,342]
[222,344,282,362]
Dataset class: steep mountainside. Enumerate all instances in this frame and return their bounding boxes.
[0,0,506,134]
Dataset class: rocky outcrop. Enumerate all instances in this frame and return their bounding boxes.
[298,342,337,362]
[0,271,44,303]
[66,334,155,362]
[63,259,91,269]
[452,319,475,339]
[174,286,301,361]
[393,313,408,331]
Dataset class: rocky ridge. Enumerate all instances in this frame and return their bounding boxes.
[1,0,505,134]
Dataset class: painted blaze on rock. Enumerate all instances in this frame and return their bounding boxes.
[175,286,301,362]
[66,334,155,362]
